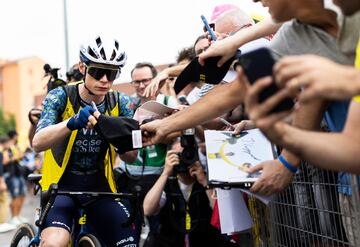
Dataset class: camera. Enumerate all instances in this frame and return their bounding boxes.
[44,63,66,93]
[175,128,199,173]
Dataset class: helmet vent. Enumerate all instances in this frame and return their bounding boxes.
[96,37,102,47]
[110,50,116,61]
[88,47,99,59]
[100,48,107,60]
[116,52,125,62]
[114,40,119,50]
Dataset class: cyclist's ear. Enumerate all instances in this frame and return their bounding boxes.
[78,62,86,75]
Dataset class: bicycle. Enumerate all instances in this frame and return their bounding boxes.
[10,173,142,247]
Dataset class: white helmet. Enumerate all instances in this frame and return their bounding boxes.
[80,35,127,69]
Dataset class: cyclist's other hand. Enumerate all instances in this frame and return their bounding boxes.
[67,105,96,131]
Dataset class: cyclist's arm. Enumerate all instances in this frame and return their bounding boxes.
[32,87,69,152]
[33,121,72,153]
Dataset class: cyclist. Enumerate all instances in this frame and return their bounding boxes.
[32,35,138,247]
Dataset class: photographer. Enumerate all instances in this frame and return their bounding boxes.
[143,139,236,247]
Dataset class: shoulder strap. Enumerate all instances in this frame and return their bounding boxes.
[63,83,81,114]
[106,90,120,116]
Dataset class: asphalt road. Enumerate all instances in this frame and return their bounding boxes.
[0,193,38,247]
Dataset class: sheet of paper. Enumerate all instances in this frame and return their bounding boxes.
[240,189,273,205]
[133,100,177,123]
[216,189,254,234]
[205,129,275,183]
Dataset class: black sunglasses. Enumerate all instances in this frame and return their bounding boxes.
[87,66,120,81]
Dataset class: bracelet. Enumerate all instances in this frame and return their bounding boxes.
[278,155,298,173]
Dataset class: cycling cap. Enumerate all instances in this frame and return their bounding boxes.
[80,36,127,69]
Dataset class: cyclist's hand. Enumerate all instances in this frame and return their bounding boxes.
[163,150,180,176]
[67,105,96,131]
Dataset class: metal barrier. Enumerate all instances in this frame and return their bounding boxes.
[246,162,360,247]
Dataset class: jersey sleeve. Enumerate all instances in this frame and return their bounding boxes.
[117,93,138,118]
[36,87,67,132]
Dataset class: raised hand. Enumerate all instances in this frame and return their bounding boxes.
[66,105,96,131]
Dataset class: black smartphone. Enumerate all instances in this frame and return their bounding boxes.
[238,47,294,113]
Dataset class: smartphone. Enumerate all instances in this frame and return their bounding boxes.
[201,15,217,41]
[238,47,294,113]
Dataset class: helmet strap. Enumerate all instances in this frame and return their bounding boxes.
[83,68,96,95]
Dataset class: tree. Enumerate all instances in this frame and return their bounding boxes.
[0,107,16,136]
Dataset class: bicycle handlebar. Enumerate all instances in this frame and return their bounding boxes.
[35,182,142,228]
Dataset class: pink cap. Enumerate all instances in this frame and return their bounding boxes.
[210,4,239,22]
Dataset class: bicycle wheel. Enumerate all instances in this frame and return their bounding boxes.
[77,234,102,247]
[10,223,37,247]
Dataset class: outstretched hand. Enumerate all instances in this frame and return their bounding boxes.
[140,119,167,146]
[143,70,169,98]
[248,159,294,195]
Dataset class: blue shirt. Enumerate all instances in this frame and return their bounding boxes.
[324,101,360,195]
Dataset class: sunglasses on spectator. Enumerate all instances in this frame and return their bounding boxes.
[86,65,121,81]
[131,78,153,87]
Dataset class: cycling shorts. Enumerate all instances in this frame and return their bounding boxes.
[43,194,137,246]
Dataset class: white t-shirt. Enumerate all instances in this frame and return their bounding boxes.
[159,180,195,209]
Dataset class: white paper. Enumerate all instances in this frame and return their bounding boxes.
[205,129,275,183]
[216,189,254,234]
[133,100,177,123]
[239,189,273,205]
[132,130,143,148]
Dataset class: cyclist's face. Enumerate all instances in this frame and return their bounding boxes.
[81,64,115,97]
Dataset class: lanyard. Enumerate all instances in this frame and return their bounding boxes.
[177,178,193,231]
